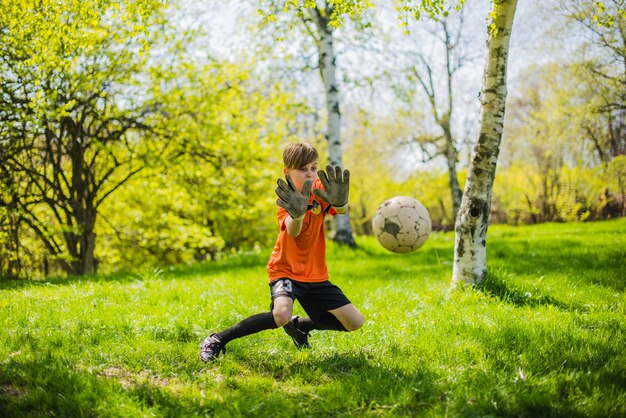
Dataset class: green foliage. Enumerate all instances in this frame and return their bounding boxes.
[94,62,310,273]
[560,1,625,163]
[492,162,622,224]
[0,0,310,277]
[395,0,465,33]
[260,0,375,28]
[261,0,465,29]
[499,56,625,223]
[0,220,624,416]
[0,0,178,277]
[607,155,626,196]
[591,0,626,27]
[96,173,227,269]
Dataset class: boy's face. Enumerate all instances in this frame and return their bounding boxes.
[284,160,318,193]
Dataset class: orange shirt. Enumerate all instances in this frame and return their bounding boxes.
[267,179,336,283]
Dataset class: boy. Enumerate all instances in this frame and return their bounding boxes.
[200,142,364,361]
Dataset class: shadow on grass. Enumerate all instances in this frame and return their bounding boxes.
[477,272,589,312]
[0,356,216,417]
[0,349,441,417]
[2,340,624,417]
[488,237,625,293]
[210,349,443,416]
[459,309,626,418]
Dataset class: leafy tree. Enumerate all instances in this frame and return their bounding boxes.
[0,0,177,276]
[497,0,625,223]
[96,61,310,272]
[390,6,481,226]
[503,63,575,222]
[606,155,626,216]
[0,184,21,278]
[560,0,625,163]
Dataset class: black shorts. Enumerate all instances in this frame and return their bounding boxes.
[269,278,351,323]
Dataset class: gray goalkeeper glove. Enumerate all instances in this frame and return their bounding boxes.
[275,175,313,219]
[313,165,350,207]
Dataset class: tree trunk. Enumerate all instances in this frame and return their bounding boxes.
[452,0,517,287]
[3,199,22,279]
[412,16,465,226]
[67,131,98,275]
[313,7,356,247]
[442,121,463,222]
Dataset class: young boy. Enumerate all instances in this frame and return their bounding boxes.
[199,142,364,361]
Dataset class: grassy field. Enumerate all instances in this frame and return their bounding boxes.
[0,219,625,417]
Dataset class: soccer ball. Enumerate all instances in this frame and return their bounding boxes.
[372,196,431,253]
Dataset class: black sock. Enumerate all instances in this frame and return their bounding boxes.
[216,312,277,344]
[294,317,315,333]
[297,313,347,332]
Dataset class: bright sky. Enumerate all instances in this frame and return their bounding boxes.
[171,0,575,173]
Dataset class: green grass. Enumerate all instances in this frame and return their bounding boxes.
[1,219,625,417]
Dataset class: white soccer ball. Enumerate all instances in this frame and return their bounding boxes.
[372,196,431,253]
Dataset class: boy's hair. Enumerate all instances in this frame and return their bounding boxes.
[283,142,319,169]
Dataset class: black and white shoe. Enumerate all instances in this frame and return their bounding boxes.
[199,333,226,362]
[283,316,311,349]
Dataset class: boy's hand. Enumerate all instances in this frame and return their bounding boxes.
[313,165,350,207]
[275,175,313,219]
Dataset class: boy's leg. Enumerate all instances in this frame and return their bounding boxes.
[293,280,364,333]
[284,308,356,349]
[328,303,365,331]
[200,280,296,361]
[200,310,280,362]
[284,304,364,349]
[296,304,364,332]
[271,296,295,327]
[215,311,279,344]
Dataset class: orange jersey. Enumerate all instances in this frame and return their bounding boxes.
[267,178,337,283]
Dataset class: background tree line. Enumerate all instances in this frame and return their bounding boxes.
[1,0,623,279]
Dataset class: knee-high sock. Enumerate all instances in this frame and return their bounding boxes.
[296,312,347,332]
[216,312,277,344]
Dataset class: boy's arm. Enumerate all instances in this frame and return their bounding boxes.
[333,203,349,214]
[275,175,312,237]
[284,214,305,237]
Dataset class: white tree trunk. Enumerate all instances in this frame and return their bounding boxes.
[452,0,518,287]
[313,8,356,246]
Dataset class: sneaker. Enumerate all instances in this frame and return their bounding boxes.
[199,333,226,362]
[283,316,311,349]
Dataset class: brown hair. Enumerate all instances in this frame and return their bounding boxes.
[283,142,319,169]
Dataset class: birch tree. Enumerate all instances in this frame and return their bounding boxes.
[283,0,517,287]
[452,0,518,287]
[259,0,372,246]
[303,4,356,246]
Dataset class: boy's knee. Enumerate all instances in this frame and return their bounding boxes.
[272,305,292,327]
[345,313,365,331]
